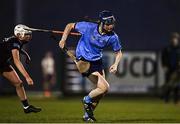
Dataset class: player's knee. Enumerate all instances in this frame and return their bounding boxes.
[104,87,109,95]
[100,84,110,94]
[13,80,23,87]
[107,82,110,90]
[104,82,110,93]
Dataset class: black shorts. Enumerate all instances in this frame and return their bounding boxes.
[44,74,53,82]
[80,58,104,77]
[0,62,12,73]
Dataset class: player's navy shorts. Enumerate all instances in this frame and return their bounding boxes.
[79,57,104,77]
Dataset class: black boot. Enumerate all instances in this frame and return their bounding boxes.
[24,105,42,113]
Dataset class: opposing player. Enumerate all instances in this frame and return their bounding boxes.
[0,25,41,113]
[59,10,123,122]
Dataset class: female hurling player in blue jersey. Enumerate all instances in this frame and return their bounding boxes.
[59,10,123,122]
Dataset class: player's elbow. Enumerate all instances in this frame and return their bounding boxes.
[66,23,75,29]
[120,51,123,58]
[116,50,123,59]
[117,50,122,55]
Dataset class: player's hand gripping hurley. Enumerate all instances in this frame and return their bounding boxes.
[58,36,90,74]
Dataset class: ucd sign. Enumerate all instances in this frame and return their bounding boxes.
[65,51,160,94]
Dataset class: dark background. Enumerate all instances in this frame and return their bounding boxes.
[1,0,180,50]
[0,0,180,92]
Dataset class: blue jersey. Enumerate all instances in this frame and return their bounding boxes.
[75,21,122,61]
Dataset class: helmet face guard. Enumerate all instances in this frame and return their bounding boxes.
[99,10,116,25]
[102,16,116,25]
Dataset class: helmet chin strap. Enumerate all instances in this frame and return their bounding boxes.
[99,22,113,35]
[98,23,105,35]
[17,33,24,40]
[17,33,30,43]
[98,22,104,35]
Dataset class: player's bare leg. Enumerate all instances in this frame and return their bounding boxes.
[89,71,107,97]
[2,67,27,100]
[88,70,106,107]
[2,66,41,113]
[82,71,109,122]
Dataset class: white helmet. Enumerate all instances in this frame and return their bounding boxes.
[14,24,32,37]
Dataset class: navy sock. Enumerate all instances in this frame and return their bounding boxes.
[84,95,92,103]
[21,99,29,108]
[84,112,89,118]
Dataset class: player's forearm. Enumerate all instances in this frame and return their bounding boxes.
[14,59,30,78]
[61,23,75,42]
[114,51,122,66]
[12,49,30,78]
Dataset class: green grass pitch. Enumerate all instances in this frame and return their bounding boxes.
[0,96,180,123]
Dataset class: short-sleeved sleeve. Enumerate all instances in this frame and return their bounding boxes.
[108,34,122,52]
[74,21,89,34]
[8,39,21,51]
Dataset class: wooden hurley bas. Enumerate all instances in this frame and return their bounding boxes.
[22,25,80,36]
[62,47,90,73]
[48,34,89,73]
